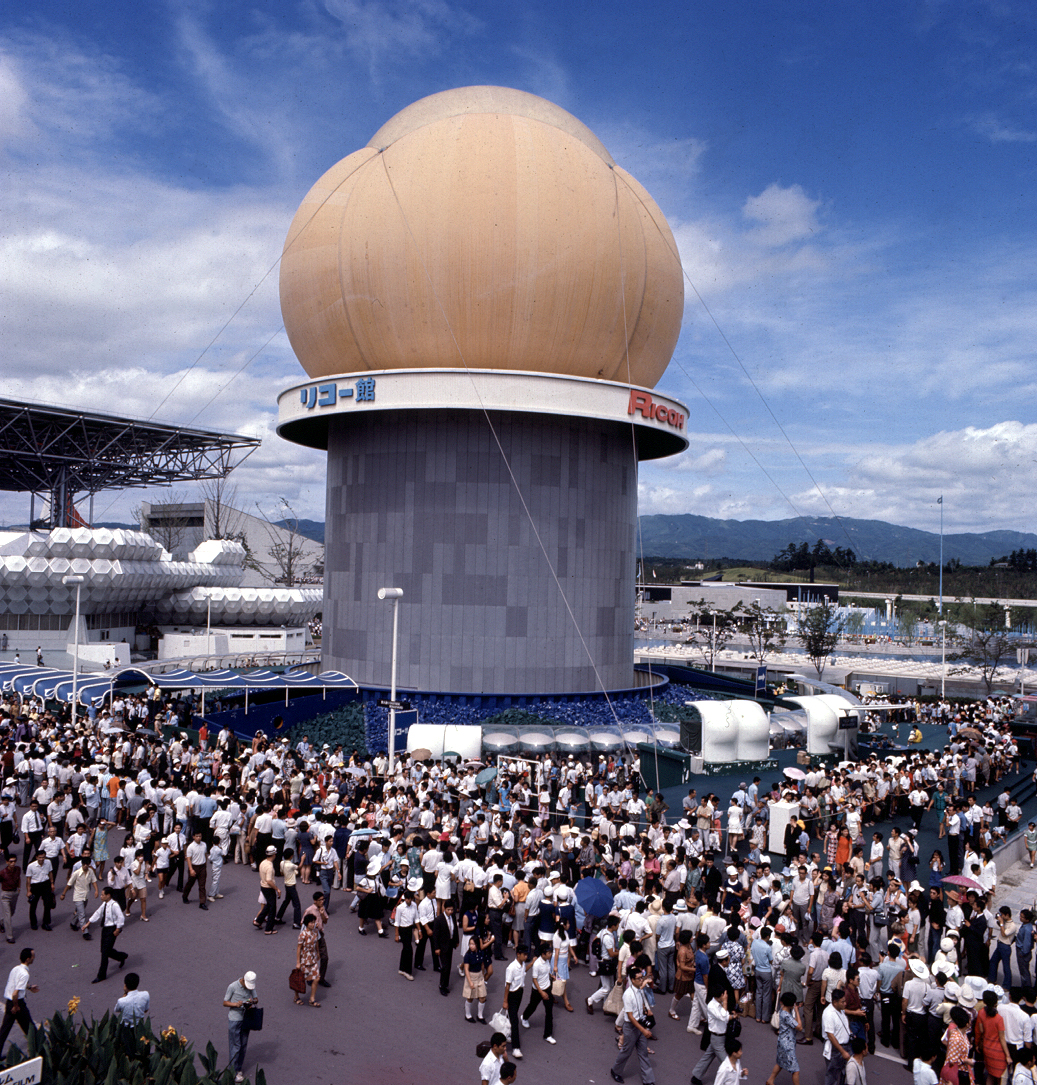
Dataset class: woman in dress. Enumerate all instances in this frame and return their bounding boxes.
[929,850,946,892]
[835,829,852,869]
[295,912,321,1007]
[668,930,696,1020]
[765,991,802,1085]
[552,921,577,1012]
[818,872,840,935]
[975,989,1009,1085]
[941,1006,975,1085]
[727,801,744,854]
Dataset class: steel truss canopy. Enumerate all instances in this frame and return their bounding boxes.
[0,397,260,526]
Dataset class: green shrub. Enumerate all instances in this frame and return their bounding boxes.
[2,1008,265,1085]
[281,701,367,757]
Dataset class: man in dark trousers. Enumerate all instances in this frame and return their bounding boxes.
[432,899,459,996]
[702,853,723,908]
[83,887,128,983]
[0,947,36,1052]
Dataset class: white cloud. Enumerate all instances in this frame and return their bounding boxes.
[323,0,480,80]
[970,114,1037,143]
[742,183,823,246]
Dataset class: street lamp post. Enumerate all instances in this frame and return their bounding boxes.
[709,609,717,672]
[377,587,404,775]
[63,574,84,731]
[939,619,947,700]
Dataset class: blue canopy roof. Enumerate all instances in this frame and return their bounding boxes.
[0,662,357,706]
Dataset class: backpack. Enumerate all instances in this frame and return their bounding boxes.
[591,934,602,959]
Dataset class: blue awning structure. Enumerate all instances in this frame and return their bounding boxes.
[0,662,357,706]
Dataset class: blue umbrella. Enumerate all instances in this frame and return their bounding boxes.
[574,877,614,919]
[475,766,497,785]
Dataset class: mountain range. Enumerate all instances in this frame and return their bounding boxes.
[636,514,1037,567]
[88,513,1035,568]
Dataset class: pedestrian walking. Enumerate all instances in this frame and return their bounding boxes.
[765,992,803,1085]
[520,942,555,1044]
[61,855,98,932]
[223,970,259,1084]
[84,887,128,983]
[0,948,36,1052]
[302,891,331,988]
[611,964,656,1084]
[501,944,528,1060]
[25,851,54,931]
[395,882,419,980]
[182,830,209,909]
[0,855,20,943]
[208,840,226,901]
[255,846,280,934]
[276,849,301,926]
[294,915,321,1007]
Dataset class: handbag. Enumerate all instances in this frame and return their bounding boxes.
[603,983,624,1017]
[242,1005,263,1031]
[289,968,306,993]
[771,1008,781,1031]
[551,977,566,997]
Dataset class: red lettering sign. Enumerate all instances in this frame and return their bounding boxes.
[627,390,684,431]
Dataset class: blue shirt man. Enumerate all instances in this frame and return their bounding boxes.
[114,973,150,1027]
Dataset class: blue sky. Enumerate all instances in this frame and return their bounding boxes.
[2,0,1036,545]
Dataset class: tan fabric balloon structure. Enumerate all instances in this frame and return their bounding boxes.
[280,87,683,386]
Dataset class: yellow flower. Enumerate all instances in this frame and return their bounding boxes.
[67,996,81,1015]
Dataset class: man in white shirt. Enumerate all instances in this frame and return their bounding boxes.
[83,887,128,982]
[182,831,209,909]
[612,965,656,1084]
[691,977,732,1084]
[480,1032,508,1085]
[822,988,852,1085]
[500,944,528,1059]
[520,943,555,1043]
[0,947,36,1051]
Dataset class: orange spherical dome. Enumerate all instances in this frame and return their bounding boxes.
[279,86,683,387]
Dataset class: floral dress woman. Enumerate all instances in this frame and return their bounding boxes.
[776,1004,800,1075]
[296,915,321,1007]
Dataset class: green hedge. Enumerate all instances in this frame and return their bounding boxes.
[2,1008,264,1085]
[281,701,368,758]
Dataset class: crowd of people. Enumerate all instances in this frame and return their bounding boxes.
[0,686,1033,1085]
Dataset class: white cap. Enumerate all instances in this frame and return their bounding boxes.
[242,971,257,990]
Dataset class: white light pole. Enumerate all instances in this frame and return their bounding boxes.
[63,574,84,731]
[377,587,403,775]
[939,619,947,700]
[709,609,717,672]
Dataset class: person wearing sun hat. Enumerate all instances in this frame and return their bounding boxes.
[902,957,931,1067]
[223,969,259,1083]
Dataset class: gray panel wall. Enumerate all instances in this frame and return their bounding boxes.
[324,410,637,694]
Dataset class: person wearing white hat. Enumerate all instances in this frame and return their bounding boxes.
[223,969,259,1083]
[902,958,931,1068]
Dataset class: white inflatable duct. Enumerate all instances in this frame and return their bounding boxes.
[786,694,861,755]
[405,723,482,761]
[689,700,771,763]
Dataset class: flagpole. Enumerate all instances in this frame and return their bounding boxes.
[938,496,944,616]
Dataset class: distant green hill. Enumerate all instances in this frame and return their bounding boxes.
[636,514,1037,567]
